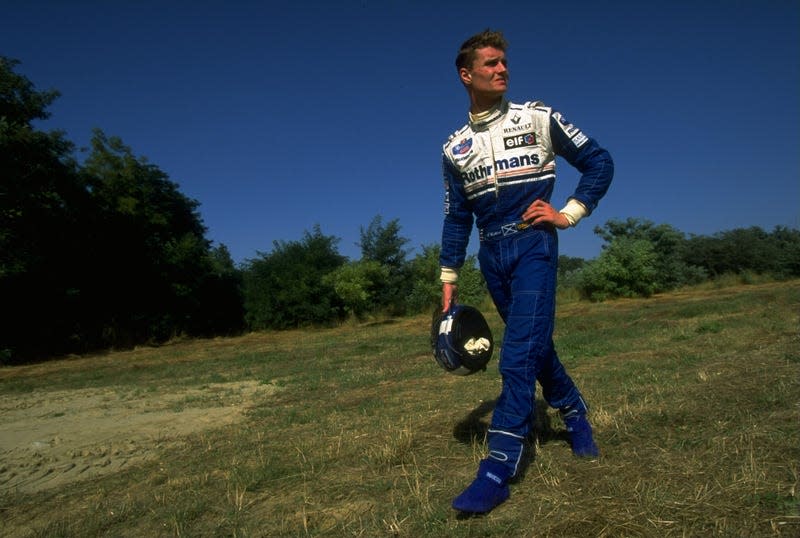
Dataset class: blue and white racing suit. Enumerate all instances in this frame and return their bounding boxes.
[439,98,613,476]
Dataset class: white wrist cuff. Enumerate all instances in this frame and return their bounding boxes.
[559,199,588,227]
[440,267,459,283]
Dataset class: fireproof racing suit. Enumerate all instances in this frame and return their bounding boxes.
[439,98,613,476]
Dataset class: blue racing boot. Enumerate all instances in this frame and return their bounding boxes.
[564,414,599,457]
[452,459,511,513]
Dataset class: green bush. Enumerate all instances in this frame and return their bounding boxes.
[578,237,658,301]
[325,260,389,319]
[242,226,345,329]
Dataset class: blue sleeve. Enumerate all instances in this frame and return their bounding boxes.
[549,112,614,214]
[439,156,474,269]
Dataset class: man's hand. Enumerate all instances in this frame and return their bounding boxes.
[522,199,570,229]
[442,282,457,312]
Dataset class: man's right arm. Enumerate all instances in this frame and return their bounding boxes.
[439,156,473,310]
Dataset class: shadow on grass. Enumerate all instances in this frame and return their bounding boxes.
[452,398,571,483]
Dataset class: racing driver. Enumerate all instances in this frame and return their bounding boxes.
[439,29,614,514]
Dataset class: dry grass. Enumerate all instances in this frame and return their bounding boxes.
[1,280,798,537]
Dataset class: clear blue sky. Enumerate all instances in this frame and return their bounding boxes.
[3,0,798,264]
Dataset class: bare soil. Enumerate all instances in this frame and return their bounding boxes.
[0,380,278,494]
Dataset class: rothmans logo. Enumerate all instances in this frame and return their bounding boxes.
[461,152,541,184]
[452,138,473,156]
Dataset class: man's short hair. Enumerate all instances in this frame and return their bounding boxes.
[455,29,508,71]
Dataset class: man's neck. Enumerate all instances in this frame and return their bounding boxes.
[470,95,503,115]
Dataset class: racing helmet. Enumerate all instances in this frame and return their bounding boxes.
[431,304,494,375]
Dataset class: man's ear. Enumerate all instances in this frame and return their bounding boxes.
[459,67,472,86]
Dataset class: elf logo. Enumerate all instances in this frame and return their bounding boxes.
[503,132,537,149]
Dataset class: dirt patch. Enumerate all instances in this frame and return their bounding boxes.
[0,380,278,494]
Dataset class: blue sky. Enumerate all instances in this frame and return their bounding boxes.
[3,0,798,264]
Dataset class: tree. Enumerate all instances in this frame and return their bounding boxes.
[243,226,345,329]
[558,255,586,278]
[324,260,389,319]
[578,237,659,301]
[593,218,705,292]
[405,243,488,313]
[405,244,443,313]
[684,226,800,278]
[770,226,800,277]
[359,215,409,267]
[0,57,60,125]
[556,255,588,294]
[79,130,213,347]
[190,244,245,336]
[358,215,412,315]
[0,57,89,361]
[2,58,244,361]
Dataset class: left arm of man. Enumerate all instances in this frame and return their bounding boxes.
[523,111,614,228]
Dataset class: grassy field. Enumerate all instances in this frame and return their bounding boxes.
[1,280,798,537]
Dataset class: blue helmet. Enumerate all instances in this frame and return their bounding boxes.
[431,304,494,375]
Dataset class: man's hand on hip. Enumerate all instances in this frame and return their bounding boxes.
[522,199,570,229]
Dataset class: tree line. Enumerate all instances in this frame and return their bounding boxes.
[562,219,799,301]
[2,58,799,364]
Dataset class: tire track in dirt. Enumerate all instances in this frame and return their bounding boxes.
[0,381,278,494]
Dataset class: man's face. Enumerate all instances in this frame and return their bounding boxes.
[460,46,509,99]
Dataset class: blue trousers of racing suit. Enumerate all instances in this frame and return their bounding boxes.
[478,223,587,477]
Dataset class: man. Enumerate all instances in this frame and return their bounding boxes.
[439,29,614,514]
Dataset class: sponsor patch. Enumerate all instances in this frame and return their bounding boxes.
[452,138,473,156]
[503,122,533,134]
[554,112,581,138]
[572,132,588,148]
[503,132,537,149]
